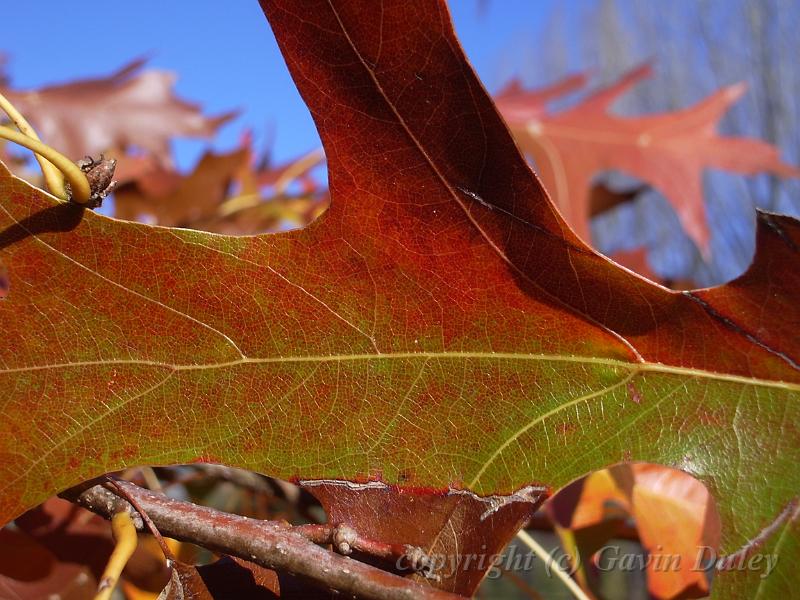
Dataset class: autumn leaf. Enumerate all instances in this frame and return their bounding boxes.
[1,496,174,599]
[496,63,800,254]
[0,1,798,597]
[156,552,354,600]
[303,480,544,593]
[547,464,719,599]
[1,58,236,164]
[0,53,9,88]
[158,557,282,600]
[210,146,327,234]
[588,181,649,217]
[252,147,324,194]
[0,528,95,600]
[110,154,164,190]
[494,72,588,121]
[208,191,329,235]
[0,259,7,299]
[113,147,250,227]
[587,183,681,285]
[608,246,659,283]
[113,144,326,234]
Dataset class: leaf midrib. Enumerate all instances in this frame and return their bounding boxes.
[4,351,798,391]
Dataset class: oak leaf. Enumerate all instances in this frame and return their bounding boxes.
[209,146,327,234]
[1,58,235,164]
[113,147,250,227]
[0,1,798,597]
[113,144,326,234]
[6,497,172,599]
[494,72,587,121]
[496,64,800,254]
[304,480,544,594]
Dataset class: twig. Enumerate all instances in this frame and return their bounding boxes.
[515,529,591,600]
[716,497,799,571]
[138,466,164,492]
[142,470,433,574]
[0,125,91,202]
[188,463,274,492]
[61,480,465,600]
[272,147,324,194]
[294,523,437,578]
[106,476,175,562]
[500,567,545,600]
[0,91,67,199]
[94,511,138,600]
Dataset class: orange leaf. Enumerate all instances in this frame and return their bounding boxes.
[498,64,799,254]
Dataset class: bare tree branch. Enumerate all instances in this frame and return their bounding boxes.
[60,479,465,600]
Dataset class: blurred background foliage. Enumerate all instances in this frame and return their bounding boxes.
[494,0,800,286]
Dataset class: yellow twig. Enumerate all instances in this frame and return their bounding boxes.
[217,192,263,217]
[218,148,324,217]
[273,147,324,194]
[0,92,67,199]
[139,466,164,492]
[0,125,91,203]
[94,511,138,600]
[515,529,592,600]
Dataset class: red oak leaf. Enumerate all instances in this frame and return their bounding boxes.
[496,63,799,254]
[113,147,250,227]
[1,58,236,164]
[0,2,798,597]
[494,72,588,122]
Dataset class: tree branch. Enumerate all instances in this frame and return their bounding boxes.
[294,523,438,578]
[61,479,465,600]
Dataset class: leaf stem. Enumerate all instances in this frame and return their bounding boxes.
[0,124,91,203]
[515,529,591,600]
[0,92,69,199]
[94,510,138,600]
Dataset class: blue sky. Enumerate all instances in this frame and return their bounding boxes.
[2,1,556,169]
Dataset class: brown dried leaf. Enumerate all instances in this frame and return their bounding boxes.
[15,497,170,594]
[1,59,236,163]
[158,557,297,600]
[304,481,545,595]
[0,528,95,600]
[113,148,250,226]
